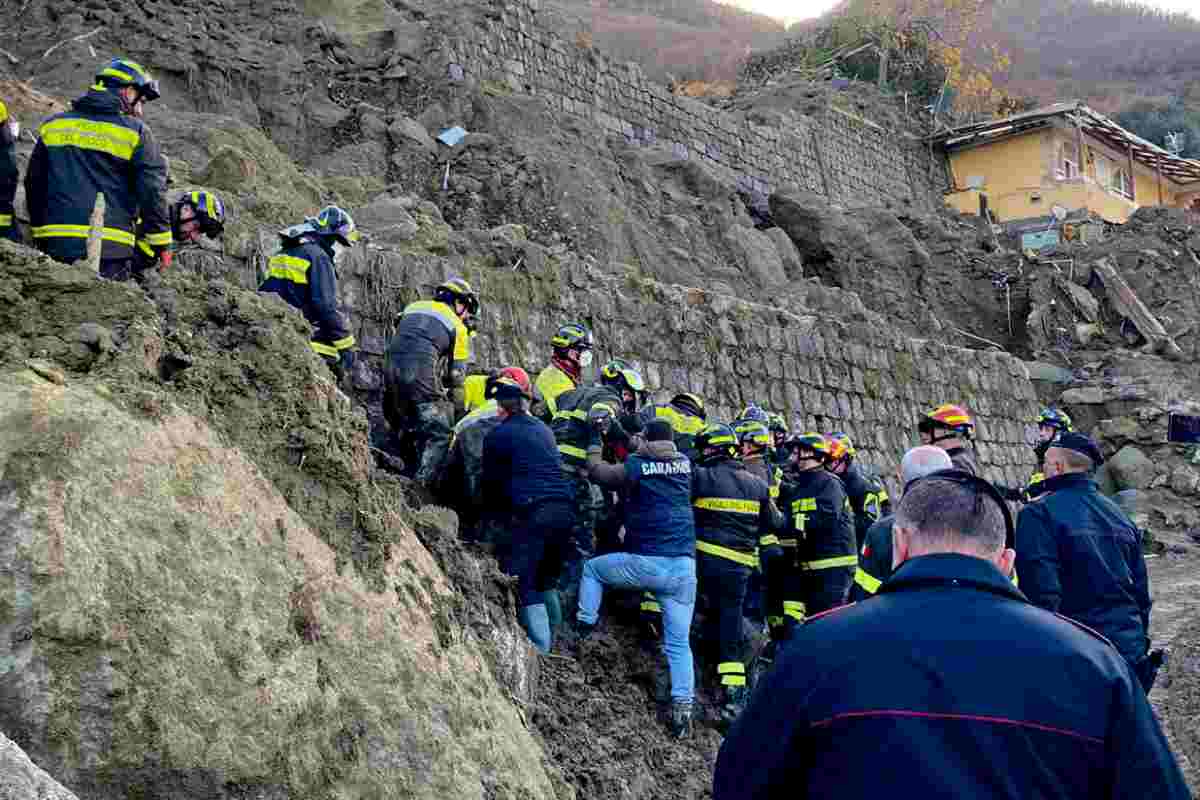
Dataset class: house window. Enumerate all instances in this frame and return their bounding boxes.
[1114,168,1133,199]
[1095,155,1111,187]
[1057,140,1080,180]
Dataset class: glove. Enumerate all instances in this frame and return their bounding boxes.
[158,249,173,272]
[587,405,614,448]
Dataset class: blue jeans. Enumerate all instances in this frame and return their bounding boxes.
[577,553,697,702]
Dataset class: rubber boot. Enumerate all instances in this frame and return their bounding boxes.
[719,685,748,730]
[668,699,693,739]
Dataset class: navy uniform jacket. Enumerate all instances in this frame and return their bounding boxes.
[1015,472,1151,665]
[0,100,17,237]
[25,89,170,262]
[258,239,355,360]
[714,553,1189,800]
[481,413,572,519]
[848,514,895,601]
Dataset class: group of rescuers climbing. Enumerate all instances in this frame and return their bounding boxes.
[10,60,1183,794]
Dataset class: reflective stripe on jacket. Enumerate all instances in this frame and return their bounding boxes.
[258,239,354,357]
[24,89,169,261]
[693,458,775,567]
[550,384,623,469]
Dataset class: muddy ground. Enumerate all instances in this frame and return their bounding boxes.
[1149,552,1200,790]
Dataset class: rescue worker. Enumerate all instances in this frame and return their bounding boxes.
[462,373,491,416]
[134,190,226,281]
[825,432,890,548]
[1015,431,1160,691]
[0,99,18,242]
[24,58,170,277]
[1027,406,1073,498]
[639,391,707,460]
[532,322,593,422]
[849,445,952,601]
[917,403,978,474]
[383,277,479,491]
[579,418,697,738]
[481,373,574,654]
[691,423,779,727]
[767,412,789,466]
[734,417,784,628]
[443,367,531,542]
[768,433,855,645]
[714,469,1189,800]
[258,206,358,380]
[550,358,645,607]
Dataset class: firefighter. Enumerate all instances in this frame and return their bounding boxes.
[0,99,18,242]
[639,391,707,461]
[532,322,593,422]
[733,417,783,628]
[769,433,855,645]
[25,58,170,277]
[259,206,358,379]
[691,423,779,726]
[825,432,891,548]
[383,277,479,491]
[134,190,227,280]
[917,403,978,474]
[550,358,645,607]
[767,412,789,466]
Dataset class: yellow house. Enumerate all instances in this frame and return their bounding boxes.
[934,102,1200,226]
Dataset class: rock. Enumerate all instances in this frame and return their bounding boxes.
[352,195,421,244]
[0,733,79,800]
[1056,276,1100,322]
[723,225,787,289]
[1170,466,1200,496]
[764,226,803,279]
[1060,386,1107,405]
[198,146,258,190]
[491,223,528,245]
[1107,444,1157,490]
[75,322,114,352]
[1023,360,1073,384]
[25,358,66,385]
[388,115,438,156]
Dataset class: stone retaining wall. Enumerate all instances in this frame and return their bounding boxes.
[439,0,950,211]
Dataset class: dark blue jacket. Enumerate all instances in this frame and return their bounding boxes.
[259,239,353,349]
[714,553,1188,800]
[481,413,572,518]
[1015,473,1151,665]
[588,440,694,558]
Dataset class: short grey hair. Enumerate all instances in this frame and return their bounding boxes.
[901,446,953,485]
[895,478,1006,555]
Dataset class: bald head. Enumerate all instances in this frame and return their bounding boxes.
[901,446,953,486]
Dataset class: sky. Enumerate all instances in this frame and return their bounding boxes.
[732,0,1197,24]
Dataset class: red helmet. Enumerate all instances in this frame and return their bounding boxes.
[918,404,974,440]
[487,366,531,399]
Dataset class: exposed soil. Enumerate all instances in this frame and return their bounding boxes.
[1149,553,1200,792]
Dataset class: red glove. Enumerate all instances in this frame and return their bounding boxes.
[158,250,173,272]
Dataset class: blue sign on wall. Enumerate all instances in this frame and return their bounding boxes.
[1020,229,1060,251]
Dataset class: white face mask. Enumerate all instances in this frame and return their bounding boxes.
[578,350,594,369]
[7,121,18,140]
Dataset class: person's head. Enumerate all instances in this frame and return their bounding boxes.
[550,322,594,371]
[768,412,788,451]
[598,358,645,414]
[95,58,160,116]
[1043,432,1104,478]
[892,470,1015,576]
[671,392,706,421]
[825,432,854,476]
[490,371,532,419]
[644,419,675,444]
[173,190,226,243]
[734,419,770,459]
[786,433,831,473]
[695,423,739,464]
[917,404,974,450]
[899,445,954,487]
[434,277,479,321]
[310,205,359,256]
[1033,407,1074,460]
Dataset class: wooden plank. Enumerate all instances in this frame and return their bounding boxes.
[1092,256,1183,360]
[85,192,105,275]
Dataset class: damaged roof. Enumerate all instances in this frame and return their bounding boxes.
[929,101,1200,184]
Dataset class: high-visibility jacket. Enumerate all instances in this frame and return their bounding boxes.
[550,384,623,470]
[692,458,776,568]
[0,100,17,236]
[258,238,354,360]
[639,402,706,461]
[384,298,470,405]
[533,361,577,422]
[24,89,169,262]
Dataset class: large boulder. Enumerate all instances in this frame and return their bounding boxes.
[1107,444,1158,491]
[0,366,562,800]
[0,733,79,800]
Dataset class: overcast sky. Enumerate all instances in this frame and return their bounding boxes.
[736,0,1197,24]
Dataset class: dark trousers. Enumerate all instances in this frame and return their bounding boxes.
[384,384,453,485]
[697,551,752,688]
[558,473,599,602]
[501,500,574,606]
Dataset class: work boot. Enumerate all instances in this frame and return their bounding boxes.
[572,617,596,640]
[668,699,693,739]
[718,685,748,730]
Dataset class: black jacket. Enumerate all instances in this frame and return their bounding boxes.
[550,384,624,471]
[777,468,856,614]
[0,100,16,233]
[946,445,978,475]
[836,461,891,547]
[638,402,706,461]
[848,514,895,602]
[25,89,169,261]
[384,298,470,405]
[481,413,572,519]
[1015,473,1151,664]
[714,553,1189,800]
[692,457,776,567]
[258,239,354,357]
